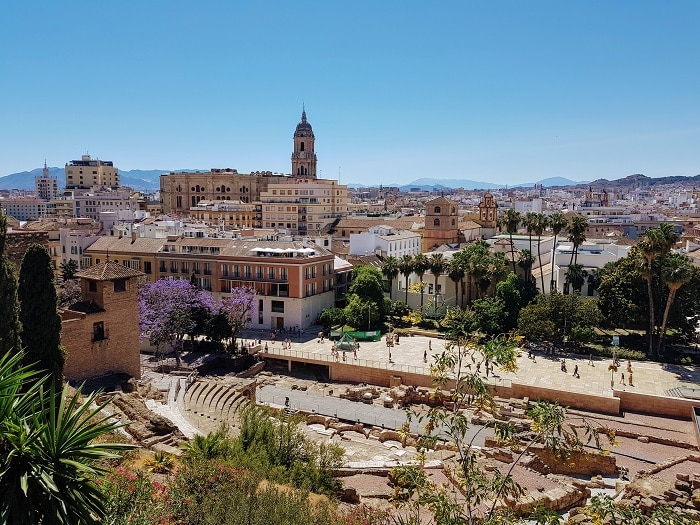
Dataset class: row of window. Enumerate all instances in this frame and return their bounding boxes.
[221,264,288,280]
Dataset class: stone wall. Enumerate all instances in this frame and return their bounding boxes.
[614,389,697,420]
[61,280,141,381]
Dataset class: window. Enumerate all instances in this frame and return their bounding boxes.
[256,266,263,279]
[92,322,106,342]
[280,268,288,280]
[245,266,251,278]
[271,300,284,313]
[434,206,441,214]
[144,261,152,274]
[114,279,126,293]
[268,267,275,279]
[222,264,229,277]
[433,218,440,226]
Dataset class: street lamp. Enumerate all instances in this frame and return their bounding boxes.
[367,303,371,331]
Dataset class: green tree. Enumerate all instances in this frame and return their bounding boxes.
[567,214,588,265]
[564,263,588,294]
[500,208,522,274]
[548,212,568,291]
[428,252,446,316]
[319,307,346,328]
[0,350,132,524]
[522,211,536,281]
[518,292,601,343]
[343,294,381,330]
[349,264,386,314]
[18,244,64,383]
[0,215,22,355]
[398,254,414,305]
[447,256,465,309]
[657,253,693,354]
[532,212,549,292]
[60,259,79,281]
[381,255,399,300]
[413,253,430,311]
[392,309,612,524]
[517,248,534,281]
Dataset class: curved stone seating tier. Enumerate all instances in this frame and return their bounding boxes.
[182,379,251,430]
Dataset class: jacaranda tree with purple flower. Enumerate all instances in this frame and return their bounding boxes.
[220,286,257,353]
[138,279,216,367]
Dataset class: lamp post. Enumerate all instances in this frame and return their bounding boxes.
[367,303,371,331]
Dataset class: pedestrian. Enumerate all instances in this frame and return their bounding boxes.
[627,359,632,373]
[588,354,593,366]
[560,359,567,373]
[388,350,392,362]
[342,351,346,362]
[264,342,268,352]
[353,348,357,359]
[620,372,626,385]
[429,340,432,351]
[629,371,633,386]
[285,396,290,408]
[573,364,579,378]
[423,349,427,363]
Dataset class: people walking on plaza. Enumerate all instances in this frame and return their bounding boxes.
[588,354,594,366]
[573,364,579,378]
[353,348,357,359]
[627,359,632,373]
[388,350,392,363]
[560,359,567,373]
[620,372,626,385]
[428,340,432,352]
[629,371,634,386]
[423,349,427,363]
[264,342,268,352]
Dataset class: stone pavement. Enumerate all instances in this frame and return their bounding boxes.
[239,326,700,400]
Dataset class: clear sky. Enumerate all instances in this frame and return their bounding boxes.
[1,1,698,186]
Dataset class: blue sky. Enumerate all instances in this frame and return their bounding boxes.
[1,1,698,186]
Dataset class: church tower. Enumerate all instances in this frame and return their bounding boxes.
[291,108,317,178]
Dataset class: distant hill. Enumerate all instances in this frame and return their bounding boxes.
[0,167,175,192]
[349,176,587,190]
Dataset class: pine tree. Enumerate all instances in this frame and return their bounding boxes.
[0,215,22,355]
[18,243,64,383]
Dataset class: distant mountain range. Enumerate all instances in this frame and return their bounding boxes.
[0,168,172,192]
[349,176,586,191]
[1,167,698,194]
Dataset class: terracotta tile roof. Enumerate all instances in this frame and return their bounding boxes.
[76,260,144,281]
[85,235,168,254]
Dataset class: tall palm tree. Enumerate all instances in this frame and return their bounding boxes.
[381,256,399,300]
[522,212,536,282]
[499,208,521,275]
[448,254,466,308]
[549,212,568,291]
[413,253,430,312]
[398,254,414,305]
[567,215,588,265]
[486,252,509,297]
[532,213,549,293]
[465,241,490,300]
[428,253,446,314]
[657,253,693,354]
[638,229,666,356]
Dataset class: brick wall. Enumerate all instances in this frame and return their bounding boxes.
[61,277,141,381]
[5,230,49,270]
[614,389,696,420]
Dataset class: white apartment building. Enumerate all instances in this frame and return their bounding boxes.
[60,228,101,269]
[36,163,60,201]
[74,190,137,222]
[0,198,50,221]
[349,225,421,258]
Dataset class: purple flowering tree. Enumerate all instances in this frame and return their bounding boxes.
[220,286,257,353]
[138,279,216,367]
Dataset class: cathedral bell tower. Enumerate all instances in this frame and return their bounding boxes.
[291,108,317,178]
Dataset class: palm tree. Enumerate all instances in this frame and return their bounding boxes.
[398,254,414,305]
[532,213,549,293]
[447,256,466,309]
[413,253,430,312]
[517,249,534,281]
[487,252,510,296]
[567,215,588,265]
[465,241,490,300]
[549,212,568,291]
[499,208,521,275]
[657,253,693,354]
[564,264,588,294]
[428,253,446,314]
[638,229,666,356]
[0,350,132,524]
[522,212,536,282]
[381,256,399,300]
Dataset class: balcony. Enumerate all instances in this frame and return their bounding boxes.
[220,275,288,284]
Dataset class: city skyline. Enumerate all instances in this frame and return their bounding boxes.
[1,1,699,186]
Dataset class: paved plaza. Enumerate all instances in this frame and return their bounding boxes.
[240,326,700,400]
